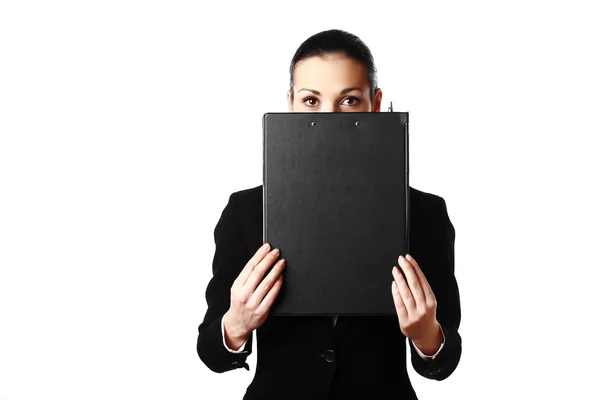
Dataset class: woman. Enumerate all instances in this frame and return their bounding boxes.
[197,29,461,400]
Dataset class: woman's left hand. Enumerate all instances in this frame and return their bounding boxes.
[391,254,443,356]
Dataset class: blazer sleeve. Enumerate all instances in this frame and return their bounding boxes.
[197,192,254,373]
[409,196,462,381]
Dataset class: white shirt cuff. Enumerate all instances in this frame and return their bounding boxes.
[221,315,249,353]
[411,324,445,360]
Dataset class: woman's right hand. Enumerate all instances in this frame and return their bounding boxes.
[223,243,286,350]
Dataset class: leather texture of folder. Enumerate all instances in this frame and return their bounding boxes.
[263,112,409,316]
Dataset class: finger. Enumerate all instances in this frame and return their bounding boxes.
[244,247,281,293]
[391,281,408,321]
[392,266,416,312]
[250,258,286,306]
[257,274,284,315]
[398,255,426,306]
[406,254,436,306]
[236,243,271,286]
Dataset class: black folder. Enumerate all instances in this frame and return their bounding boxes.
[263,112,409,316]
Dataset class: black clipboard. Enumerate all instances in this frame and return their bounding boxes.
[263,112,409,316]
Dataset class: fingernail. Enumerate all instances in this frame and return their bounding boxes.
[392,266,398,274]
[262,243,270,251]
[271,248,280,255]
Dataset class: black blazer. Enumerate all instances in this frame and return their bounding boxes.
[197,185,461,400]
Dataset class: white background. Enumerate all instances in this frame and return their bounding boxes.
[1,1,599,399]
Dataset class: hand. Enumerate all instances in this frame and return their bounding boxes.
[391,254,443,356]
[223,243,286,350]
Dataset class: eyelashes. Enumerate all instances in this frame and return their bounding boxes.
[301,96,361,107]
[342,96,360,106]
[303,97,319,106]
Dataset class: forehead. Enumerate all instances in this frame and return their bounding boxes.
[292,53,369,93]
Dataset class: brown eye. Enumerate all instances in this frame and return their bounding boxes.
[303,97,319,107]
[342,96,360,106]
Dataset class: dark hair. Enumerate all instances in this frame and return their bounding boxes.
[289,29,378,102]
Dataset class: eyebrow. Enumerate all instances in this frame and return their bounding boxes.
[297,87,364,95]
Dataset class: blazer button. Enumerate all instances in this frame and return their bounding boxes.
[323,349,336,363]
[429,368,441,378]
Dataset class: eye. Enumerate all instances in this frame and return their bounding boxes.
[302,97,319,107]
[341,96,360,106]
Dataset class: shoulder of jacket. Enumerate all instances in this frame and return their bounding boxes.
[410,186,446,207]
[232,184,262,199]
[228,185,262,217]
